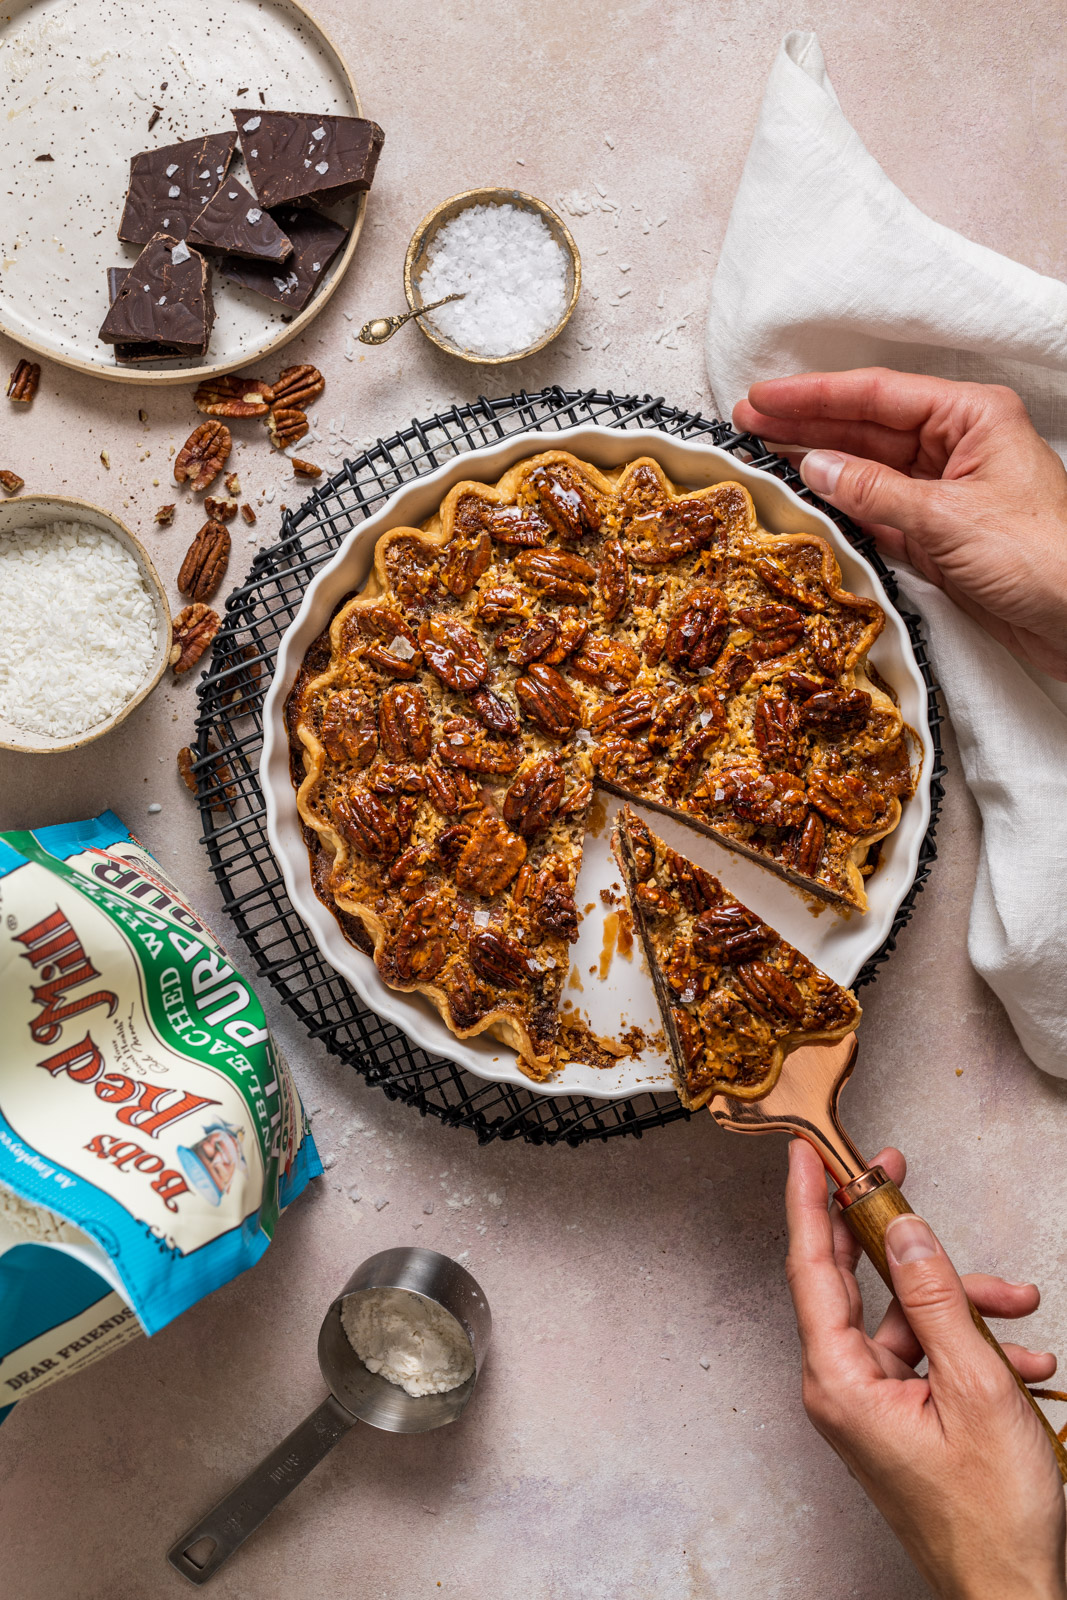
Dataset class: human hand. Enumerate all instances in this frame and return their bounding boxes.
[732,369,1067,679]
[785,1137,1067,1600]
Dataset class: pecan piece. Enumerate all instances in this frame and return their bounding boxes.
[662,846,720,911]
[455,811,527,896]
[435,717,522,775]
[240,503,257,525]
[357,607,422,679]
[367,763,428,797]
[170,604,220,675]
[425,762,478,816]
[753,555,825,612]
[797,688,872,734]
[334,786,400,861]
[418,616,488,692]
[569,634,640,694]
[447,964,480,1030]
[807,769,888,834]
[664,727,720,799]
[541,613,589,664]
[495,614,559,667]
[515,662,582,737]
[735,603,804,660]
[735,960,806,1023]
[177,741,235,811]
[174,421,231,492]
[225,473,241,496]
[321,688,378,767]
[177,520,230,602]
[648,690,697,751]
[592,688,660,737]
[693,905,775,965]
[529,856,579,942]
[594,736,655,783]
[378,684,432,761]
[626,816,658,882]
[394,894,450,983]
[513,548,596,603]
[7,360,40,403]
[672,1007,705,1073]
[597,540,629,622]
[808,615,846,676]
[529,462,602,540]
[629,496,719,565]
[0,470,25,494]
[441,530,491,597]
[664,587,728,673]
[292,458,322,478]
[194,374,273,418]
[753,695,803,771]
[665,936,701,1004]
[708,765,808,829]
[503,756,566,837]
[470,928,530,989]
[454,492,547,547]
[267,405,309,449]
[270,363,325,410]
[790,811,826,876]
[470,687,520,737]
[476,585,525,626]
[154,503,176,525]
[203,495,238,522]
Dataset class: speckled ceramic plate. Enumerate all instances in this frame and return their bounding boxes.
[261,427,935,1102]
[0,0,366,383]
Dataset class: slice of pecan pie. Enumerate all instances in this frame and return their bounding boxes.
[612,807,861,1108]
[287,448,915,1079]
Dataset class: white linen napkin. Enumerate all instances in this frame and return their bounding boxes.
[704,30,1067,1077]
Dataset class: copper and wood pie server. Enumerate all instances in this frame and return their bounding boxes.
[707,1032,1067,1482]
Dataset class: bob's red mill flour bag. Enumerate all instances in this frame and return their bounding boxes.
[0,813,320,1421]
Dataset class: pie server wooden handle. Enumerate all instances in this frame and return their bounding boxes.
[836,1167,1067,1483]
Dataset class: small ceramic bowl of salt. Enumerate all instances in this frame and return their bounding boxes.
[0,495,172,754]
[404,187,581,363]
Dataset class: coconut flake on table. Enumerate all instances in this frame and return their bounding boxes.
[0,522,157,739]
[417,202,569,358]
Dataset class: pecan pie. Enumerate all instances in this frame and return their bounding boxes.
[288,450,915,1079]
[613,807,861,1106]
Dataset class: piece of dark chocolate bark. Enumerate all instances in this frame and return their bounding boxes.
[221,205,348,312]
[99,234,214,354]
[232,110,383,208]
[105,266,185,363]
[118,132,237,245]
[187,175,293,262]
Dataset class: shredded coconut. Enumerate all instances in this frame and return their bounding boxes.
[341,1288,474,1397]
[0,522,158,739]
[418,202,569,358]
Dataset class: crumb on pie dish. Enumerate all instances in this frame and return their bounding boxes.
[286,450,917,1083]
[612,806,861,1108]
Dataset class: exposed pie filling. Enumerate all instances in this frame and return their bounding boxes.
[287,451,916,1080]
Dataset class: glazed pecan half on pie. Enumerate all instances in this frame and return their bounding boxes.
[613,808,861,1107]
[287,449,916,1078]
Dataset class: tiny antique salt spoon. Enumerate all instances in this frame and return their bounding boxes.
[167,1248,491,1584]
[358,292,466,346]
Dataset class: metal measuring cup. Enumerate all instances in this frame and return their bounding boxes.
[167,1247,491,1585]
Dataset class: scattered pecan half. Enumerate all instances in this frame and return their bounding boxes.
[664,587,729,673]
[469,687,520,737]
[0,470,25,494]
[194,374,273,418]
[203,496,238,523]
[568,634,640,693]
[735,960,807,1023]
[178,520,230,602]
[455,811,527,896]
[267,405,308,449]
[321,688,378,767]
[513,548,596,604]
[692,905,774,965]
[154,503,176,525]
[170,604,221,675]
[333,786,400,861]
[735,603,804,660]
[470,928,530,989]
[434,717,522,775]
[495,614,559,668]
[240,503,256,524]
[514,662,583,737]
[174,421,231,492]
[790,811,826,876]
[378,684,432,761]
[418,616,488,692]
[441,531,491,597]
[597,540,629,621]
[292,458,322,478]
[177,741,236,811]
[394,894,450,982]
[529,462,602,540]
[503,756,566,837]
[807,768,887,834]
[6,359,40,403]
[269,363,325,410]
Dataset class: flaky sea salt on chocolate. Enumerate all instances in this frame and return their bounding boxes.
[232,109,383,208]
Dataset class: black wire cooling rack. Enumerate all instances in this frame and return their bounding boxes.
[190,386,946,1147]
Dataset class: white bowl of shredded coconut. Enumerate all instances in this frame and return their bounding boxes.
[0,496,172,753]
[404,188,581,363]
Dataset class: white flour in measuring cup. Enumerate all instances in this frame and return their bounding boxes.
[0,812,321,1421]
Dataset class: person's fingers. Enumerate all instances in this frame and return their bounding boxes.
[873,1276,1044,1367]
[784,1138,856,1358]
[883,1213,1005,1393]
[798,449,954,538]
[744,368,969,431]
[731,401,920,472]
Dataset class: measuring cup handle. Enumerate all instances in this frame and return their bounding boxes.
[837,1170,1067,1486]
[167,1393,357,1584]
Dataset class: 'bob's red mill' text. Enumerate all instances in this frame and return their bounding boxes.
[15,907,222,1212]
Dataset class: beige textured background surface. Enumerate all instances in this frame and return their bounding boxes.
[2,3,1067,1596]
